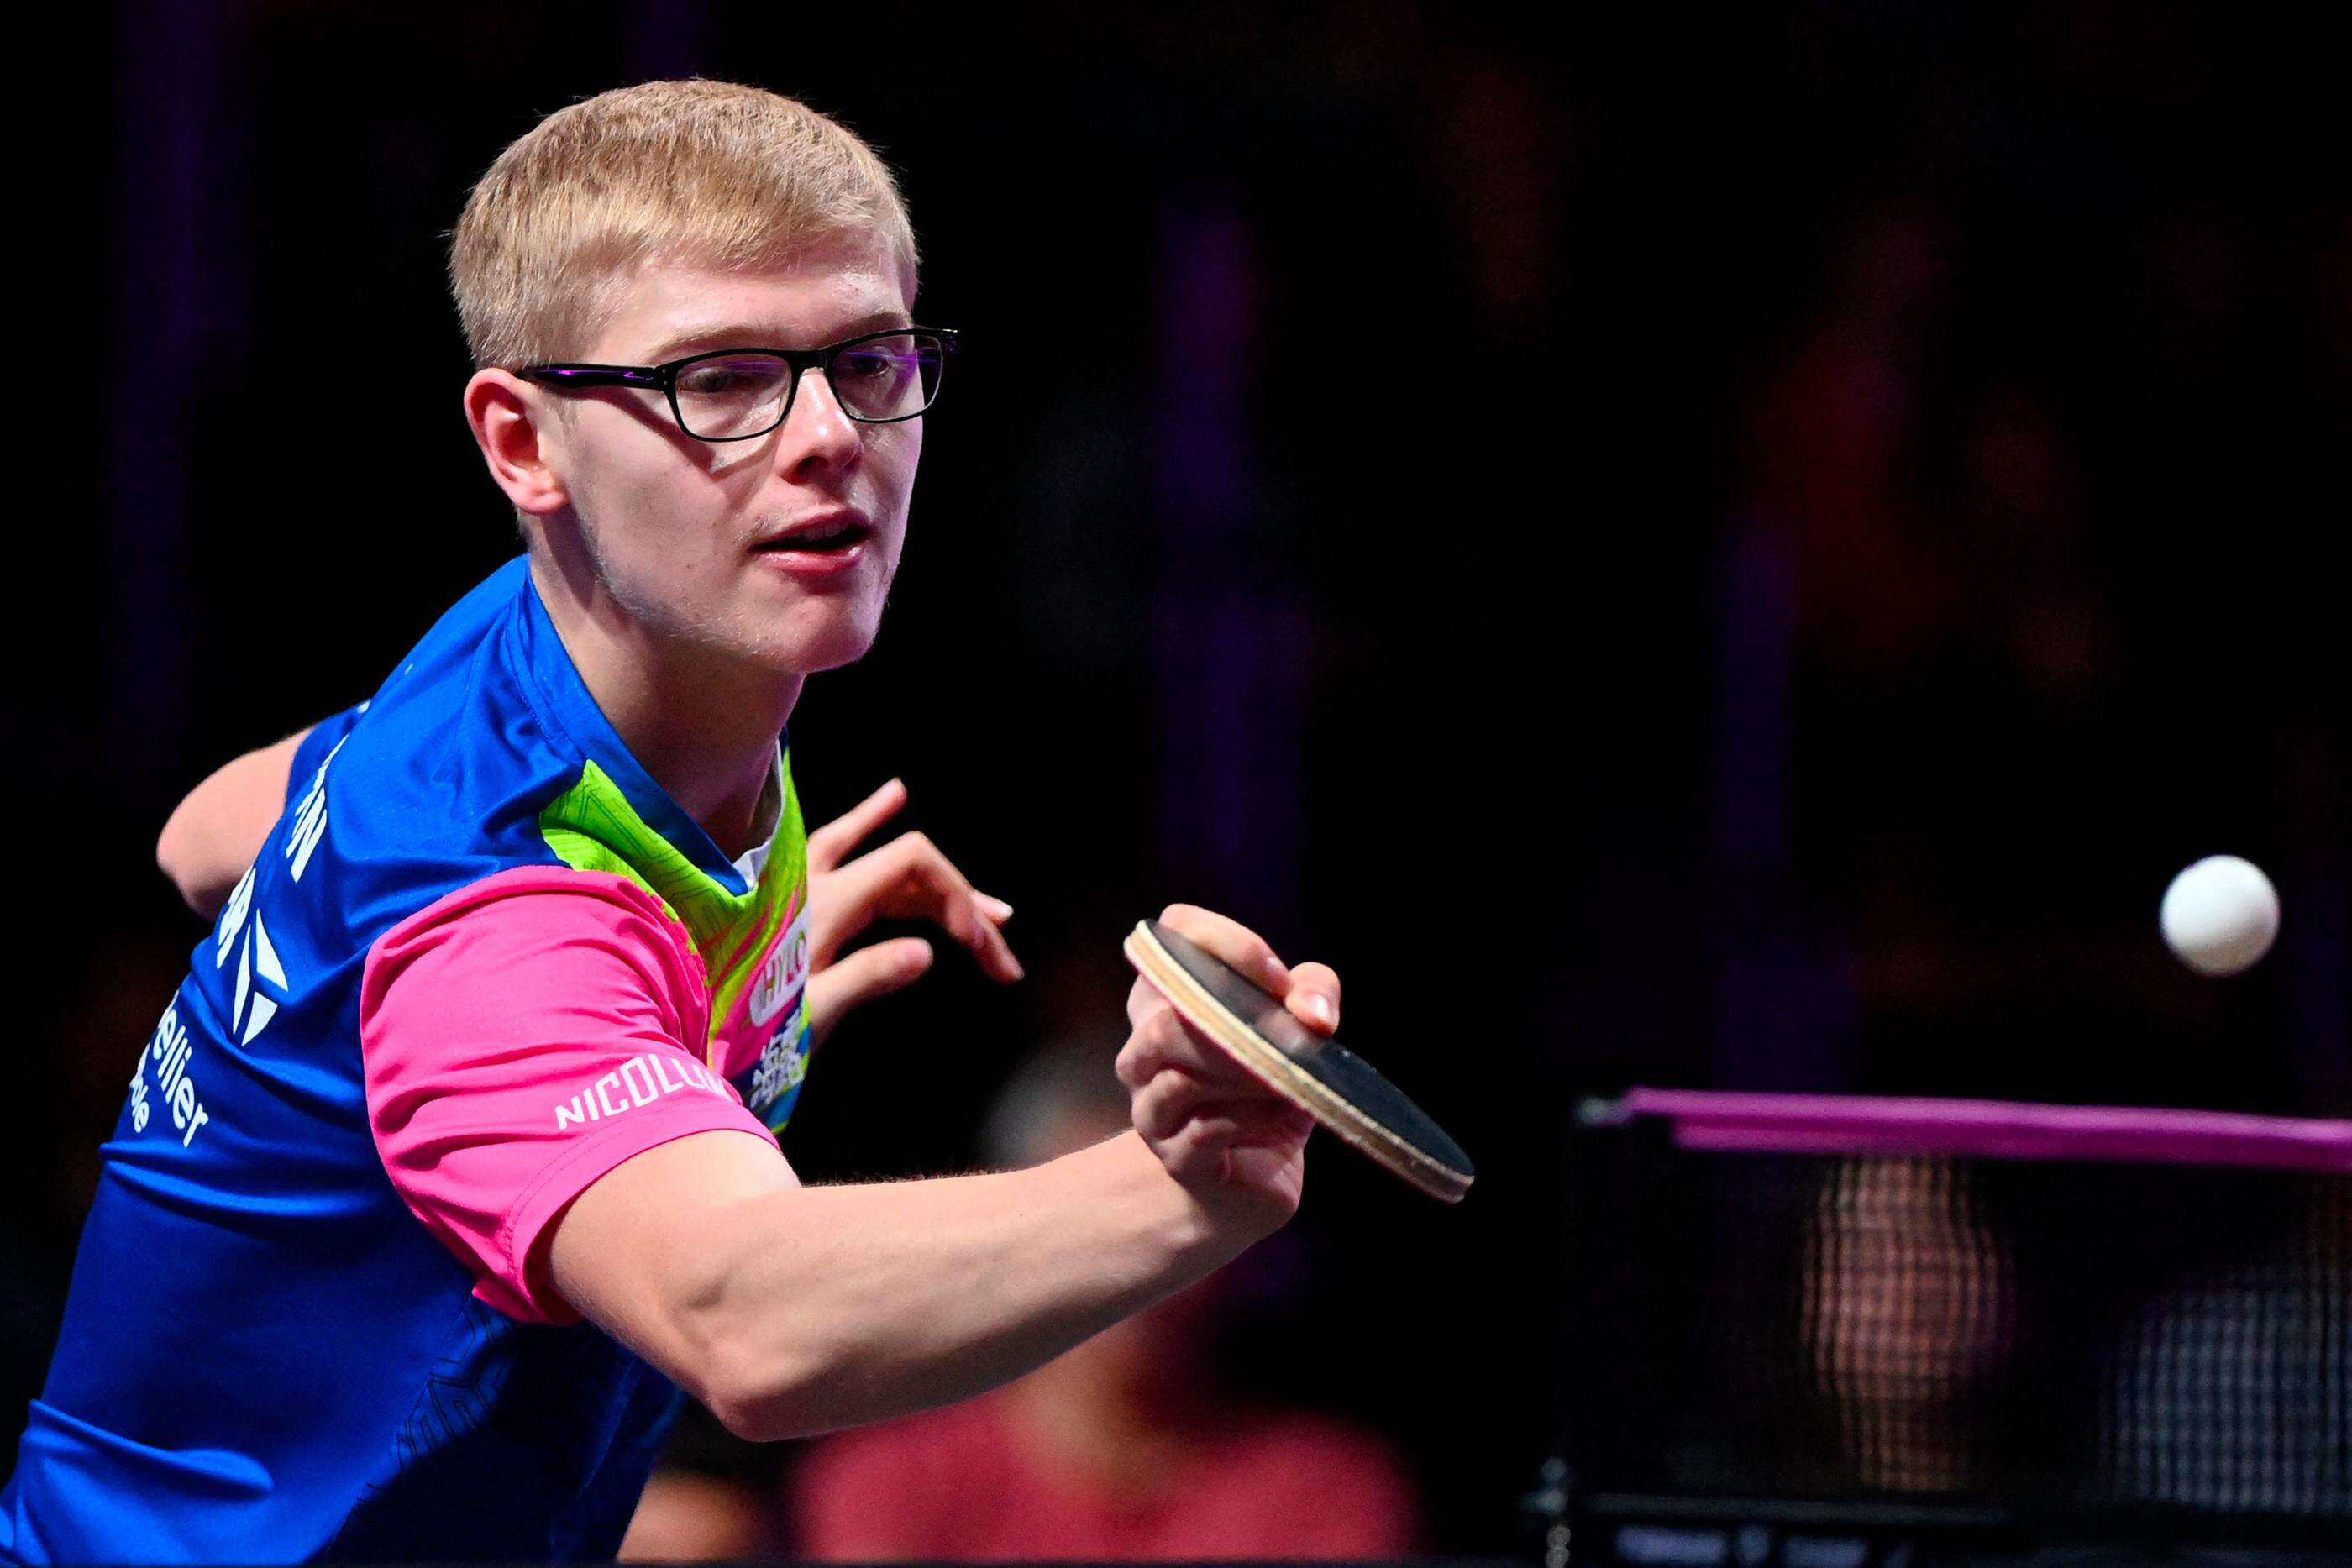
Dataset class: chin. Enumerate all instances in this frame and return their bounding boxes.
[762,602,883,675]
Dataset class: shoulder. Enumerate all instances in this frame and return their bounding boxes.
[290,562,589,927]
[333,557,559,797]
[360,867,700,1029]
[354,869,717,1149]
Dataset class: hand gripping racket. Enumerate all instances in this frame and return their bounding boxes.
[1122,919,1474,1203]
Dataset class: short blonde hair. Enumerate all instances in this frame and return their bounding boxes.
[450,80,917,370]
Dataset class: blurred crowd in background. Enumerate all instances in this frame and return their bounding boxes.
[8,0,2344,1556]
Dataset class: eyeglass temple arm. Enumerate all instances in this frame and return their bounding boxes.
[519,365,666,388]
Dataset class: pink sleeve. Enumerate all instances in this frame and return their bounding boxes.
[360,865,784,1325]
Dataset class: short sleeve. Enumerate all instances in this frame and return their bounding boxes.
[360,866,780,1324]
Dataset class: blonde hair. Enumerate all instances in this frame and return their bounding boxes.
[449,80,917,370]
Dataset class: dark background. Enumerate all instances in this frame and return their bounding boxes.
[8,0,2345,1554]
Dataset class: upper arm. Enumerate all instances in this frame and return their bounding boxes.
[545,1129,801,1398]
[156,725,317,916]
[360,869,786,1337]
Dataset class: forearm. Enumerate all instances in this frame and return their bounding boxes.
[550,905,1331,1443]
[680,1130,1231,1440]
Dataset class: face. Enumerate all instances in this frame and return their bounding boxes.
[524,231,921,676]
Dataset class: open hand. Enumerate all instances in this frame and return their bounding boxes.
[803,779,1021,1048]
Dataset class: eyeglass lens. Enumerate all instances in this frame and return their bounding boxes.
[672,334,945,438]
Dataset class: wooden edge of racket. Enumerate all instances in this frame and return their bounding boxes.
[1122,921,1471,1204]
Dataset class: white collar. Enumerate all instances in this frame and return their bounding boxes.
[730,749,785,887]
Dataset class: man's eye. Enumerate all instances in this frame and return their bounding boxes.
[679,361,783,396]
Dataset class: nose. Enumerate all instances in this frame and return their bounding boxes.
[774,368,863,480]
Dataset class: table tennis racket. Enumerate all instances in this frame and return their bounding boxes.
[1122,918,1474,1203]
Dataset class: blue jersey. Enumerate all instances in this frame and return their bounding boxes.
[3,558,816,1561]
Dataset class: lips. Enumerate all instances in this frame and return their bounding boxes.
[753,514,872,554]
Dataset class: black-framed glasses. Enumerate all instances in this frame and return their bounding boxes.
[518,327,957,442]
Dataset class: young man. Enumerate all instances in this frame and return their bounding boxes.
[1,81,1336,1562]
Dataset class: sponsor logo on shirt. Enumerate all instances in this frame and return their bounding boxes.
[747,1010,808,1125]
[554,1053,729,1131]
[129,1002,211,1147]
[748,908,811,1028]
[284,734,347,883]
[210,735,349,1052]
[215,868,292,1047]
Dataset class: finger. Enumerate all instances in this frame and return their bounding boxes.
[806,937,935,1038]
[1117,993,1179,1087]
[806,778,907,873]
[1158,903,1290,999]
[1154,1120,1229,1189]
[1124,975,1168,1038]
[1118,995,1261,1093]
[1284,960,1342,1035]
[1129,1063,1215,1141]
[1154,1096,1314,1151]
[1160,1105,1311,1188]
[1125,975,1167,1036]
[978,893,1015,924]
[1130,1050,1289,1141]
[832,834,1024,983]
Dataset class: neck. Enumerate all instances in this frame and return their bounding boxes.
[529,552,801,861]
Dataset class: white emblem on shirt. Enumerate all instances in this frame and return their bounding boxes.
[214,868,291,1046]
[554,1054,727,1130]
[285,732,350,883]
[748,908,812,1028]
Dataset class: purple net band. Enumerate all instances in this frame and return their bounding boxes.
[1617,1088,2352,1173]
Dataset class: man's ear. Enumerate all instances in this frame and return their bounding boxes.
[465,369,569,517]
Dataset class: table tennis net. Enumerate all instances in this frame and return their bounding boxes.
[1566,1093,2350,1542]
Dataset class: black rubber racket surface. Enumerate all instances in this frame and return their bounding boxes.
[1122,919,1473,1203]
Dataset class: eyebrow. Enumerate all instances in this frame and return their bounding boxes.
[639,309,916,364]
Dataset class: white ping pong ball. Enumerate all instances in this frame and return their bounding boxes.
[2159,855,2281,977]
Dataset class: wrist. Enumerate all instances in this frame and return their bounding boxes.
[1074,1130,1251,1277]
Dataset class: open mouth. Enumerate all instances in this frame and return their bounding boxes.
[755,518,871,554]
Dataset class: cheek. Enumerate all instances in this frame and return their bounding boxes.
[575,427,742,572]
[870,415,922,494]
[870,427,923,548]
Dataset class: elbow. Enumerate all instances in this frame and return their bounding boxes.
[704,1381,795,1445]
[680,1302,842,1444]
[697,1340,832,1444]
[155,807,218,919]
[638,1192,879,1442]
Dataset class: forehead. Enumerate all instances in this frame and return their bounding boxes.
[590,231,916,359]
